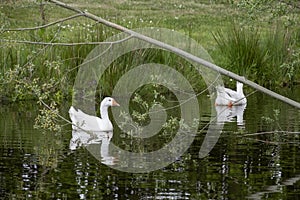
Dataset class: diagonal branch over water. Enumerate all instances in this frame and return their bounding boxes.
[47,0,300,109]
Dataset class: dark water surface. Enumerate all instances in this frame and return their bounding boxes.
[1,88,300,199]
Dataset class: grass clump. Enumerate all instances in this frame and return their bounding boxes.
[213,24,268,78]
[0,0,299,135]
[213,22,299,87]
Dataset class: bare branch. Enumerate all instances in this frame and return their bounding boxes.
[46,0,300,109]
[245,138,299,145]
[1,13,84,32]
[38,99,103,135]
[47,0,132,34]
[0,35,133,46]
[242,131,300,137]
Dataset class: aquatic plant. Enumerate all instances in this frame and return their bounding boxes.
[213,24,268,83]
[213,22,297,87]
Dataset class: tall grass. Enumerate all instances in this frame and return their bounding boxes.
[0,23,208,103]
[0,22,115,101]
[1,0,299,104]
[98,48,207,98]
[213,24,268,83]
[213,22,297,87]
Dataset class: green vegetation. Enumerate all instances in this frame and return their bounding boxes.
[225,0,300,86]
[1,3,300,199]
[0,0,299,131]
[213,23,300,87]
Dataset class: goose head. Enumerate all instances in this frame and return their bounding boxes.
[101,97,120,108]
[100,97,120,120]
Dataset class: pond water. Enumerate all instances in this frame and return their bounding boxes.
[1,87,300,199]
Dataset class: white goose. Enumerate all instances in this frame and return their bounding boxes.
[69,97,120,131]
[215,81,247,106]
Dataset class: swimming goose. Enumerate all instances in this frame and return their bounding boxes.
[215,81,247,106]
[69,97,120,131]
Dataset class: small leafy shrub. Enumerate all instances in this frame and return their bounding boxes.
[279,48,300,86]
[34,101,62,132]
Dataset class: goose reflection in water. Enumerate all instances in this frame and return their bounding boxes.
[69,130,118,166]
[215,104,246,127]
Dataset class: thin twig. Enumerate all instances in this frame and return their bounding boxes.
[39,99,90,133]
[14,22,63,72]
[233,89,257,105]
[39,99,72,124]
[245,138,300,145]
[242,131,300,137]
[59,35,133,76]
[47,0,300,109]
[0,38,131,46]
[1,13,84,32]
[147,73,221,115]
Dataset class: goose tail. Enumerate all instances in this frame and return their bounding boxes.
[69,106,78,130]
[69,106,77,114]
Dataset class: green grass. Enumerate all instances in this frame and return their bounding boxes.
[213,22,299,87]
[0,0,299,102]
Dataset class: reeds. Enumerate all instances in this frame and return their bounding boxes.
[213,22,299,87]
[1,1,300,103]
[0,22,113,101]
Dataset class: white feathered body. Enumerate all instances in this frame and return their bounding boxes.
[69,97,119,132]
[215,82,247,106]
[69,106,113,131]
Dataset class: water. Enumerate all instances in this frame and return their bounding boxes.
[0,88,300,199]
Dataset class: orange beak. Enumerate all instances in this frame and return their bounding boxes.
[112,99,120,107]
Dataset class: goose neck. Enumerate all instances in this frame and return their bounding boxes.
[237,86,243,95]
[100,106,109,119]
